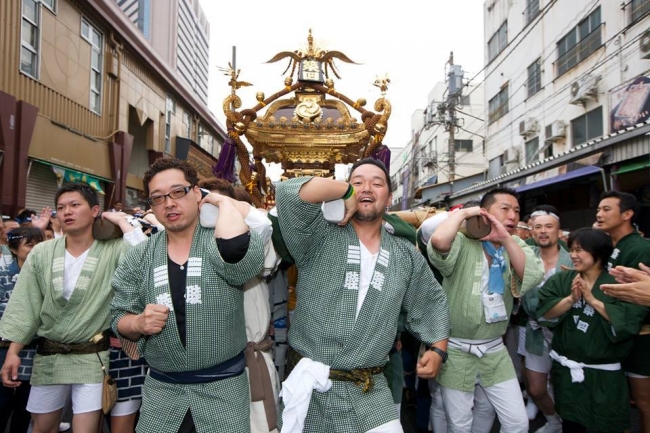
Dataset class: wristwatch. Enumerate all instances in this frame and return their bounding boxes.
[429,346,448,363]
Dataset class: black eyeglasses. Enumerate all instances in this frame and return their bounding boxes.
[147,185,193,206]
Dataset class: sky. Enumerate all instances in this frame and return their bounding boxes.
[198,1,486,178]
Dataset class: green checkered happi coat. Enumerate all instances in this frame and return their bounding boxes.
[276,177,451,433]
[111,225,264,433]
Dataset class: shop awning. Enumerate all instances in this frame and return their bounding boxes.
[611,159,650,176]
[52,167,106,195]
[515,165,602,193]
[30,159,110,195]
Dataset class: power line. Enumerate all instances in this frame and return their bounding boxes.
[457,125,486,140]
[396,0,598,162]
[464,0,564,98]
[486,29,645,147]
[397,0,643,193]
[464,0,598,102]
[455,109,484,123]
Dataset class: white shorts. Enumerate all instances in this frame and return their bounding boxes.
[111,398,141,417]
[518,327,552,374]
[27,383,103,414]
[517,326,526,357]
[524,346,552,374]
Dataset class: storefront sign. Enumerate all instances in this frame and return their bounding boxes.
[609,73,650,133]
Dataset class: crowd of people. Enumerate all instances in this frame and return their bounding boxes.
[0,156,648,433]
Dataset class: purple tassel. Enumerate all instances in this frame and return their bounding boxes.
[371,145,391,172]
[213,137,238,183]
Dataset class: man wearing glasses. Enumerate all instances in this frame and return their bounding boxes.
[111,158,264,433]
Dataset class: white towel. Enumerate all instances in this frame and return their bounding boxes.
[279,358,332,433]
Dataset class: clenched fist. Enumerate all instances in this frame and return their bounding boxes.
[136,304,170,335]
[1,352,22,388]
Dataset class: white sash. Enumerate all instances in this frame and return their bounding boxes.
[549,350,621,383]
[448,337,504,358]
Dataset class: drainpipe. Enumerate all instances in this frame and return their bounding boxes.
[598,166,608,192]
[109,32,123,134]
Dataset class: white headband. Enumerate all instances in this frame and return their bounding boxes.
[531,210,560,221]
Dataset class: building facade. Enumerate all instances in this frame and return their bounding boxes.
[390,79,486,211]
[114,0,210,105]
[389,146,408,210]
[0,0,226,216]
[452,0,650,232]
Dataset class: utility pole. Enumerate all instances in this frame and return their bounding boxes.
[446,51,463,183]
[448,52,455,183]
[416,52,464,206]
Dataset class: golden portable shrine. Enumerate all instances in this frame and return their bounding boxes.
[215,30,393,209]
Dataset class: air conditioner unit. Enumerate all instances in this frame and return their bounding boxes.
[519,117,538,137]
[545,120,566,141]
[499,147,519,174]
[569,74,598,105]
[641,29,650,59]
[504,147,519,163]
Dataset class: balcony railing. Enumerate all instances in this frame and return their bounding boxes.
[556,25,602,77]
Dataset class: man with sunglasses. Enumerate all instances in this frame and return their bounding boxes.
[0,182,145,433]
[111,158,264,433]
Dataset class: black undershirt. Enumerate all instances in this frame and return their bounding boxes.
[168,233,251,347]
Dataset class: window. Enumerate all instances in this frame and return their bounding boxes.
[455,139,473,152]
[543,142,553,159]
[488,21,508,62]
[198,124,204,148]
[21,0,40,78]
[525,0,540,25]
[571,106,603,146]
[527,58,541,98]
[165,96,175,154]
[182,111,192,138]
[488,85,509,124]
[498,153,509,174]
[82,18,103,114]
[525,137,539,165]
[461,94,471,106]
[632,0,650,23]
[556,7,601,77]
[166,97,176,115]
[41,0,56,13]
